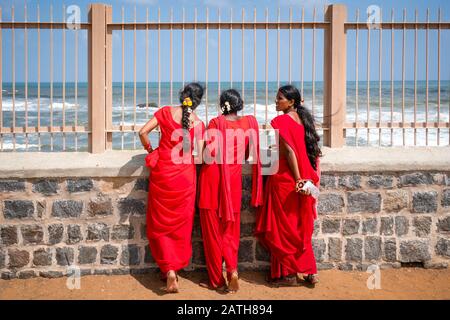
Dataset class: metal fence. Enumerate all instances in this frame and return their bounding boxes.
[0,3,448,152]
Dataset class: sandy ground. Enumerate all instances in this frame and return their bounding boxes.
[1,268,449,300]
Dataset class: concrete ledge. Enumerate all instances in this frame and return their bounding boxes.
[0,147,449,178]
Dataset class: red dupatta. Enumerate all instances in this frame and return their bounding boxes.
[208,115,263,223]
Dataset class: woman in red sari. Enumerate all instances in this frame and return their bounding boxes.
[198,89,263,293]
[139,83,205,293]
[255,85,322,286]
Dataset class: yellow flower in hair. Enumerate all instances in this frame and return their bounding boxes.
[182,97,193,107]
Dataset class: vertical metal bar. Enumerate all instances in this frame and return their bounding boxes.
[265,8,269,126]
[182,8,185,87]
[437,8,441,145]
[355,9,359,146]
[146,8,149,120]
[277,8,280,89]
[414,10,418,145]
[230,8,233,88]
[253,8,256,118]
[402,9,406,146]
[121,7,125,150]
[205,8,209,124]
[0,6,2,151]
[367,9,371,145]
[75,10,78,151]
[378,9,383,146]
[425,8,429,146]
[289,7,292,84]
[218,8,221,115]
[390,9,394,146]
[50,5,53,150]
[242,8,245,116]
[312,7,316,117]
[134,7,137,149]
[301,7,304,96]
[25,5,28,150]
[170,8,173,106]
[158,8,161,109]
[194,8,197,82]
[62,5,66,150]
[37,5,41,151]
[12,5,15,150]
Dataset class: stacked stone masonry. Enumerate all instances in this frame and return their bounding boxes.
[1,172,449,280]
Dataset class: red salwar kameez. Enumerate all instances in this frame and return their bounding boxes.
[145,106,205,276]
[198,115,263,288]
[255,114,321,279]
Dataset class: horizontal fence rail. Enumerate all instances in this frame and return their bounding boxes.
[0,4,448,152]
[345,8,450,147]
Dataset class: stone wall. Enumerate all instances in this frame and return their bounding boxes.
[1,170,449,280]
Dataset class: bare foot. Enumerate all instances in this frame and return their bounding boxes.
[303,274,319,287]
[166,270,179,293]
[227,272,239,293]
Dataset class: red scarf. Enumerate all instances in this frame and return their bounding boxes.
[211,115,263,223]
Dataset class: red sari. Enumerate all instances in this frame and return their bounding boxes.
[255,113,320,279]
[198,115,263,288]
[146,106,205,275]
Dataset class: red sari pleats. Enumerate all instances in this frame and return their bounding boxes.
[198,115,262,288]
[255,114,321,279]
[146,106,205,274]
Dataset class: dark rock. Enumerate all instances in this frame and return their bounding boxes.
[380,217,394,236]
[32,179,59,195]
[52,200,83,218]
[413,216,432,237]
[1,225,18,246]
[66,225,83,244]
[0,180,25,192]
[56,247,75,266]
[3,200,34,219]
[8,249,29,268]
[317,193,344,214]
[21,225,44,245]
[48,224,64,245]
[328,237,342,261]
[111,224,135,240]
[399,240,431,262]
[120,244,140,266]
[362,218,378,235]
[364,236,382,261]
[345,238,363,262]
[118,198,146,216]
[322,219,341,234]
[86,223,110,242]
[67,178,93,193]
[78,246,97,264]
[342,219,360,236]
[412,191,438,213]
[33,248,52,266]
[347,192,381,213]
[100,245,119,265]
[395,216,409,236]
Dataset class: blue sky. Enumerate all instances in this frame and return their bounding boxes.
[0,0,449,83]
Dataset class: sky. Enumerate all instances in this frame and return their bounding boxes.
[0,0,449,83]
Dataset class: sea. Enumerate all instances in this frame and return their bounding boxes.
[1,80,449,151]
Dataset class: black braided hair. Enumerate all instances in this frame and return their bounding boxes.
[178,82,204,151]
[278,85,322,171]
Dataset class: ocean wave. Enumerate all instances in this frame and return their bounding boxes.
[1,100,80,111]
